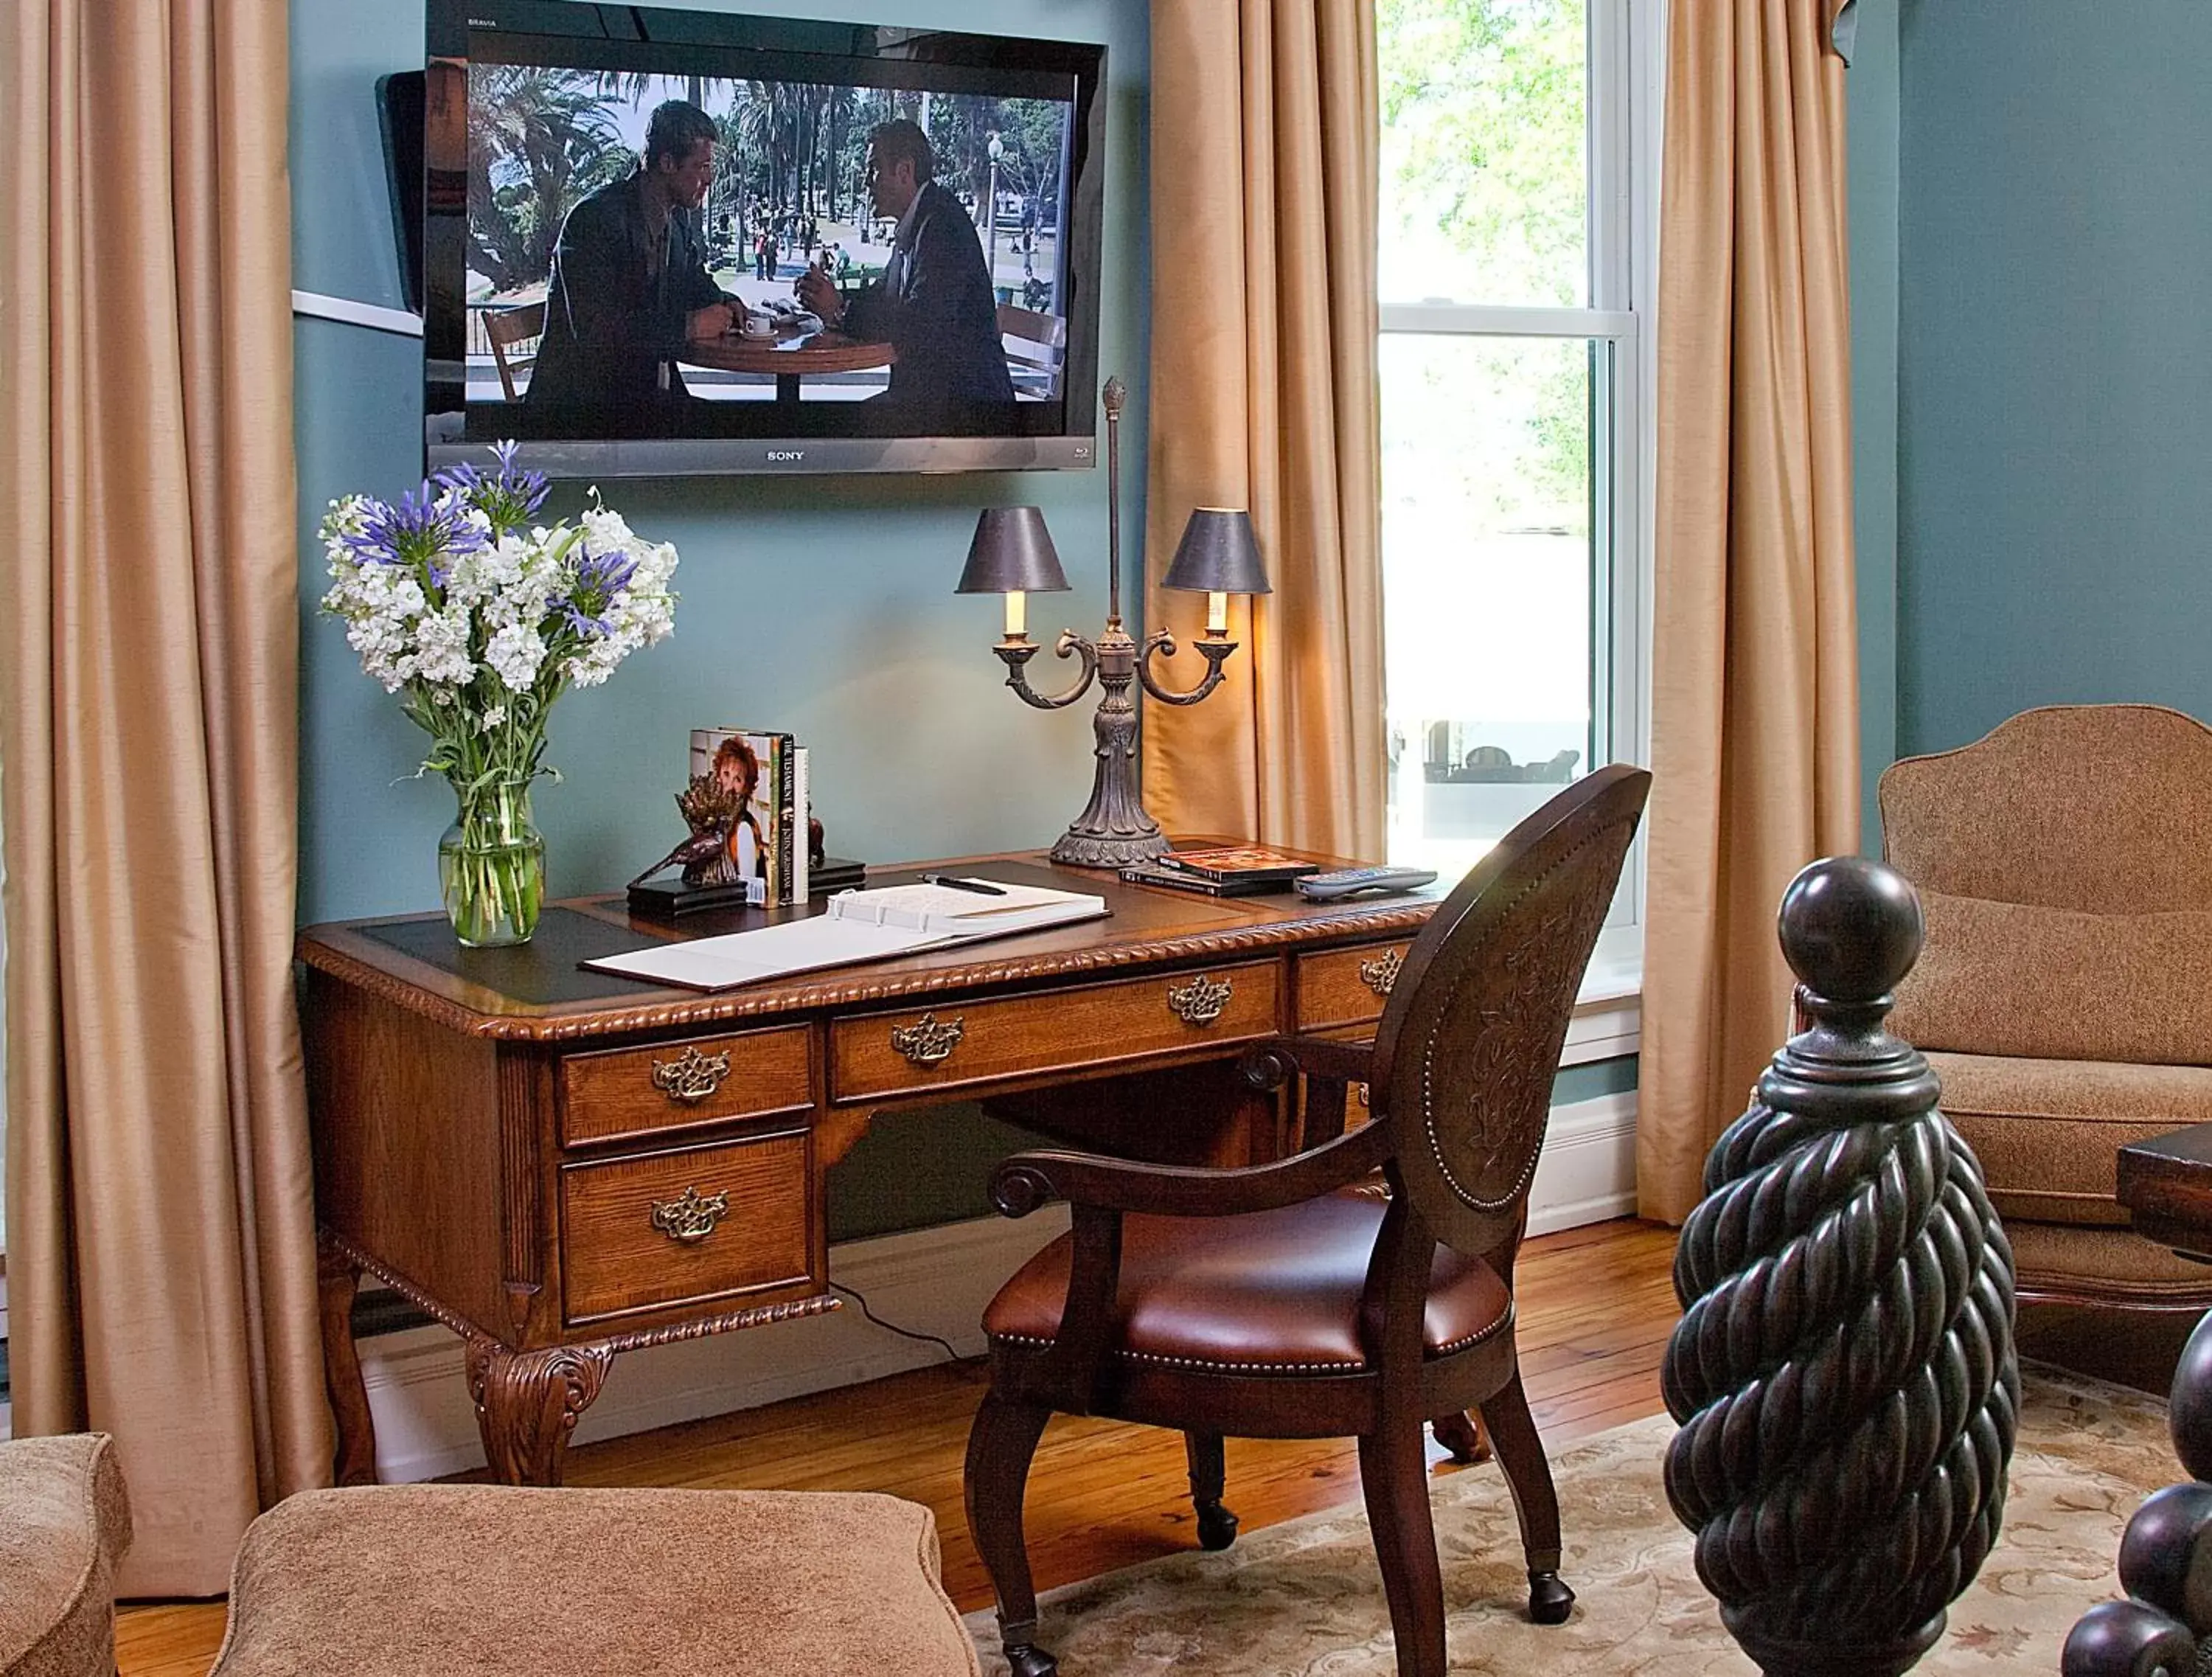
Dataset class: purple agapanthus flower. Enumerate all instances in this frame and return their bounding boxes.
[435,439,550,535]
[560,543,639,636]
[344,482,485,586]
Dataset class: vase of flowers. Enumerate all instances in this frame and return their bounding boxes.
[320,442,678,947]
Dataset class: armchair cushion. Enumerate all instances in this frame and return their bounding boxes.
[1892,892,2212,1065]
[1931,1050,2212,1226]
[983,1188,1512,1373]
[0,1434,132,1677]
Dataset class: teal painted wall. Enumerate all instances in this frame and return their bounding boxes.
[1892,1,2212,757]
[290,0,1150,925]
[1848,4,1898,848]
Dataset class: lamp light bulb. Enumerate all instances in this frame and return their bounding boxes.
[1206,591,1229,636]
[1005,590,1027,639]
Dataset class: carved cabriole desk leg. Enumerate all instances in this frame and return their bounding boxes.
[465,1339,614,1485]
[317,1235,379,1486]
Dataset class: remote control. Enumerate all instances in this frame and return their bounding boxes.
[1293,866,1439,900]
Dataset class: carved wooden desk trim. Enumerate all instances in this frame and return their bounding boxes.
[302,851,1438,1486]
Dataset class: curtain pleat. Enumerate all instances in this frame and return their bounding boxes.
[1638,0,1862,1223]
[1144,0,1385,860]
[2,0,332,1594]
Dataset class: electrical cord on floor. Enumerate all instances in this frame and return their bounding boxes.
[830,1280,979,1372]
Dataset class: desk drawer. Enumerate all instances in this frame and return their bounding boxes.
[560,1025,814,1147]
[833,961,1282,1104]
[560,1130,816,1326]
[1297,942,1413,1032]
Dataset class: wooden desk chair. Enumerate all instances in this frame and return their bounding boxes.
[963,764,1652,1677]
[485,300,548,402]
[996,303,1065,397]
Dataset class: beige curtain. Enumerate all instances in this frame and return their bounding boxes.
[1638,0,1863,1223]
[1143,0,1385,860]
[1,0,333,1594]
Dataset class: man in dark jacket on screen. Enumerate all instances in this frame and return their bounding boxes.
[796,119,1016,412]
[526,100,737,428]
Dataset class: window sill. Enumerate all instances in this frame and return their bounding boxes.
[1565,926,1643,1067]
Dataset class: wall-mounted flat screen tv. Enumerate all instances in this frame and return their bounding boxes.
[401,1,1106,476]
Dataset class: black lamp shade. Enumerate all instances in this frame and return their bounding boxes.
[956,507,1072,594]
[1162,508,1271,595]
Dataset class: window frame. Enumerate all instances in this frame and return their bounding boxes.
[1374,0,1659,985]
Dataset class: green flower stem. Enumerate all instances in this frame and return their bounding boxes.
[442,778,544,946]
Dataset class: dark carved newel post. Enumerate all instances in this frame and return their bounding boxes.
[1662,856,2019,1676]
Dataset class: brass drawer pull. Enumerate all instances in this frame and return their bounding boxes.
[1359,950,1403,998]
[650,1045,731,1105]
[1167,973,1233,1027]
[891,1012,965,1068]
[648,1185,730,1245]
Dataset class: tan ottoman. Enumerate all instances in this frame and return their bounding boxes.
[209,1485,981,1677]
[0,1434,133,1677]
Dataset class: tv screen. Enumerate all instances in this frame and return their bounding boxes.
[408,1,1106,476]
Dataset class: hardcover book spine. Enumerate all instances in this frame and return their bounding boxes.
[792,746,809,904]
[776,737,797,904]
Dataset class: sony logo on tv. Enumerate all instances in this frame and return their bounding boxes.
[767,450,806,462]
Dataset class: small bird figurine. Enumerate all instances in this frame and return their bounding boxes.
[627,775,740,889]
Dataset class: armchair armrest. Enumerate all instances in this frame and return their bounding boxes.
[1240,1034,1377,1091]
[990,1122,1391,1223]
[1242,1033,1380,1148]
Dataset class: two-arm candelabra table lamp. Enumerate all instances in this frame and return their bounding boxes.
[957,378,1270,868]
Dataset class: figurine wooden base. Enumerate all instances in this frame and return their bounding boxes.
[626,878,760,919]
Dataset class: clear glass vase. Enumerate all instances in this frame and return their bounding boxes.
[439,778,546,947]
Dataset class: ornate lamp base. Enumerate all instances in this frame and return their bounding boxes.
[1046,625,1172,869]
[1050,805,1169,869]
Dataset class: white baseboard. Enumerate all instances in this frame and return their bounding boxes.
[357,1089,1638,1482]
[359,1204,1071,1484]
[1526,1090,1640,1237]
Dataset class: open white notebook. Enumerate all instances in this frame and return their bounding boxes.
[582,879,1110,992]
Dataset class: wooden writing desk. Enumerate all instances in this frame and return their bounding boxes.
[300,853,1441,1485]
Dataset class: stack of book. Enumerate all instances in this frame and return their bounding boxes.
[1119,845,1321,897]
[685,727,810,906]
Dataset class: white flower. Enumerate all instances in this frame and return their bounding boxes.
[319,469,678,777]
[486,622,548,693]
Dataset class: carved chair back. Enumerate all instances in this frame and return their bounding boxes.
[1369,764,1649,1263]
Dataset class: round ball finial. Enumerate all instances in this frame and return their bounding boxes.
[1776,855,1924,1005]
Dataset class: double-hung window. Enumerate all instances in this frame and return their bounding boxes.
[1377,0,1656,965]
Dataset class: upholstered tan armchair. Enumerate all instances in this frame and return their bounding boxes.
[1882,704,2212,1308]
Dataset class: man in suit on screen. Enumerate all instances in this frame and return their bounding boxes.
[526,100,737,429]
[796,119,1017,413]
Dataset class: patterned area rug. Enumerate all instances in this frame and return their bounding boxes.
[968,1367,2173,1674]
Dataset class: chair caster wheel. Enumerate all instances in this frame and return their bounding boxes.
[1004,1642,1059,1677]
[1528,1570,1575,1625]
[1196,1502,1239,1551]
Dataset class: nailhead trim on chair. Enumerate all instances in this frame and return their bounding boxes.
[990,1302,1514,1372]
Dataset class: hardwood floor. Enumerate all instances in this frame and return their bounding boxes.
[114,1217,1681,1677]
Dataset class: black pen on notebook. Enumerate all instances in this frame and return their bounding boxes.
[919,873,1007,896]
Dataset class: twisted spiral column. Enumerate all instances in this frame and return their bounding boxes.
[1662,856,2019,1676]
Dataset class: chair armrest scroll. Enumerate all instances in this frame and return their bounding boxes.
[990,1124,1392,1222]
[1240,1035,1377,1091]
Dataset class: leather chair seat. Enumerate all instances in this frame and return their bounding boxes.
[983,1189,1512,1374]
